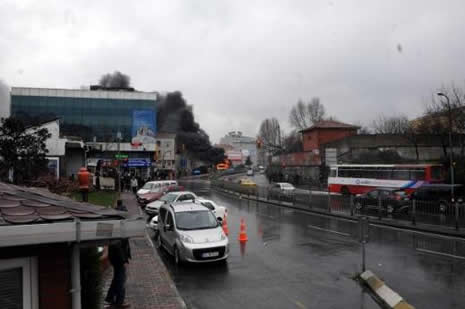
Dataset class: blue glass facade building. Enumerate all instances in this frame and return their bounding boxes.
[11,88,158,142]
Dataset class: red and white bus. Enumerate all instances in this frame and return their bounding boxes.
[328,164,444,195]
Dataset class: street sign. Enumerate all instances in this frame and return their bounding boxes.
[115,154,128,159]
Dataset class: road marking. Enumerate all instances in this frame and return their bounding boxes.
[306,224,351,237]
[416,248,465,260]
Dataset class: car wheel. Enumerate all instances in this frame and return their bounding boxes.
[355,201,363,210]
[174,246,181,265]
[439,202,447,213]
[387,205,394,214]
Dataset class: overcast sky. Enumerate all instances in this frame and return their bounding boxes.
[1,0,465,143]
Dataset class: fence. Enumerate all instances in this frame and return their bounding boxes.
[210,179,465,231]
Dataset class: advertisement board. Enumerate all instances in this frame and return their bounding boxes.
[132,110,157,144]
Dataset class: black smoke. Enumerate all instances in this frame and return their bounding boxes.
[157,92,225,164]
[99,71,131,89]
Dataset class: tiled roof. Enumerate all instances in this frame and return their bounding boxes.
[300,120,360,132]
[0,182,125,226]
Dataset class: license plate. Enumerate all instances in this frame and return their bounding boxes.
[202,251,219,258]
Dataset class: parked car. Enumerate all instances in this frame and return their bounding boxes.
[197,199,228,221]
[268,182,296,200]
[145,191,198,216]
[354,188,410,214]
[138,185,185,207]
[412,184,464,213]
[156,201,229,264]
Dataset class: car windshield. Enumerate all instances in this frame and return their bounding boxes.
[175,211,218,230]
[142,183,152,189]
[160,193,178,202]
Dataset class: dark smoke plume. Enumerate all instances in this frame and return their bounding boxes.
[99,71,131,89]
[157,92,225,164]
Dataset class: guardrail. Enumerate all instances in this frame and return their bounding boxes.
[210,179,465,231]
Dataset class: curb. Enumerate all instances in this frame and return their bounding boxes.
[359,270,415,309]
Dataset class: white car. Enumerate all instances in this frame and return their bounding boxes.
[145,191,198,216]
[156,202,229,264]
[197,199,227,221]
[246,169,254,176]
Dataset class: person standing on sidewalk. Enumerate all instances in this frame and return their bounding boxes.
[104,239,132,308]
[130,176,138,195]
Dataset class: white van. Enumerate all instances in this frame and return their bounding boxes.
[156,202,229,264]
[137,180,178,196]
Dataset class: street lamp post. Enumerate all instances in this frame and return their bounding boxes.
[437,92,455,202]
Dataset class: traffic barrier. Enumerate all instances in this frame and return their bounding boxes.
[359,270,415,309]
[222,214,229,236]
[238,218,248,242]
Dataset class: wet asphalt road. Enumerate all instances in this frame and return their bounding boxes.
[150,181,465,309]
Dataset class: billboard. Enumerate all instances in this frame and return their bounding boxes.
[132,109,156,144]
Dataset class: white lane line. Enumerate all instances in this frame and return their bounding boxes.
[306,224,351,237]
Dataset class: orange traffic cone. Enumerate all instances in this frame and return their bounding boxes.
[222,214,229,236]
[238,218,248,242]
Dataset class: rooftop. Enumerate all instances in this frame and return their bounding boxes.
[0,182,125,226]
[300,120,360,132]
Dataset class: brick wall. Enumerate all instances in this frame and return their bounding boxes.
[302,129,357,152]
[0,244,72,309]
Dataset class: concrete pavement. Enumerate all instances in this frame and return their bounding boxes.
[101,192,186,309]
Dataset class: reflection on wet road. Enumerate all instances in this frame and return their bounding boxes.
[154,182,465,309]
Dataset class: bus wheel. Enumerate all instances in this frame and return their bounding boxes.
[341,186,350,195]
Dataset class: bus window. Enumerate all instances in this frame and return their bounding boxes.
[392,170,409,180]
[410,169,425,180]
[431,166,442,180]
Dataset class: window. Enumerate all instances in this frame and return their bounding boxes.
[166,212,174,227]
[159,208,167,223]
[0,257,38,309]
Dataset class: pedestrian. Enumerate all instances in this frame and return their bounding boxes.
[104,239,132,308]
[130,176,138,195]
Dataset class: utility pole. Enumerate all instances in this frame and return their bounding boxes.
[437,92,455,202]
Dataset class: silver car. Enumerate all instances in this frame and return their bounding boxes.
[156,202,229,264]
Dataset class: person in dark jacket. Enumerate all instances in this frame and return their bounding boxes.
[104,239,132,308]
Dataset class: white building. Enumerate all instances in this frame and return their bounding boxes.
[25,118,85,179]
[219,131,257,166]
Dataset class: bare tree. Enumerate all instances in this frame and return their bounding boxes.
[371,114,422,161]
[289,97,325,131]
[371,115,409,134]
[282,130,303,153]
[99,71,131,88]
[258,118,283,154]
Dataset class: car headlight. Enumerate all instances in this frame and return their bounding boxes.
[179,233,194,244]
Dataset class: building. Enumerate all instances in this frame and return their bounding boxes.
[0,182,143,309]
[25,118,85,179]
[11,87,160,179]
[300,120,359,153]
[219,131,257,166]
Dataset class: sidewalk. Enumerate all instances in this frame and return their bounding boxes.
[101,192,186,309]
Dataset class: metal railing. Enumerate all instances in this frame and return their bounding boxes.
[210,179,465,231]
